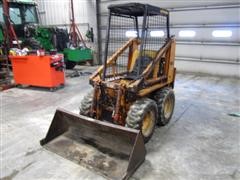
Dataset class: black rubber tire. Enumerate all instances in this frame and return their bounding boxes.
[153,87,175,126]
[22,38,41,50]
[79,91,93,116]
[126,98,157,143]
[65,60,77,69]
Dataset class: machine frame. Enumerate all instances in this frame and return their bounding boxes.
[88,3,176,126]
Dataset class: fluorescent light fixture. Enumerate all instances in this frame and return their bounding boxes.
[150,30,164,37]
[212,30,232,37]
[179,30,196,37]
[125,30,137,38]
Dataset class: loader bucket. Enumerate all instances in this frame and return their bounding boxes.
[40,108,146,180]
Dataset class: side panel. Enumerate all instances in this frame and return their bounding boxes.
[167,39,176,84]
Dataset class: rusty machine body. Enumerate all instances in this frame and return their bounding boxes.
[41,3,176,180]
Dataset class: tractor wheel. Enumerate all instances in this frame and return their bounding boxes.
[22,38,41,50]
[65,60,76,69]
[126,98,157,143]
[79,91,93,116]
[154,87,175,126]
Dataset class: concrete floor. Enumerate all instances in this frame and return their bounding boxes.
[1,66,240,180]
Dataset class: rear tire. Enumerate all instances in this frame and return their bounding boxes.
[79,91,93,116]
[126,98,157,143]
[22,38,41,50]
[154,88,175,126]
[65,60,76,69]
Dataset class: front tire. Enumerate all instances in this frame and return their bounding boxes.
[126,98,157,143]
[154,88,175,126]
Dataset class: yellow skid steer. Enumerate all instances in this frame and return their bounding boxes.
[41,3,176,180]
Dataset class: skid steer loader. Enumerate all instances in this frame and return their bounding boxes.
[41,3,176,180]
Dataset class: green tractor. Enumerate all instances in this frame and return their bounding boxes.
[0,0,93,69]
[0,0,59,50]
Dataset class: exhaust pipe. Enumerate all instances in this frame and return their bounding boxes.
[40,108,146,180]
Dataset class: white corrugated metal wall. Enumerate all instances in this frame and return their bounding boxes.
[36,0,97,43]
[36,0,240,77]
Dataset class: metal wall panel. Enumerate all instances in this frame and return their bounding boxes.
[176,44,239,62]
[170,8,240,24]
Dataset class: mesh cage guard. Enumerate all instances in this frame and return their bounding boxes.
[103,3,170,80]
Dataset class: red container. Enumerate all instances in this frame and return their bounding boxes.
[10,55,65,88]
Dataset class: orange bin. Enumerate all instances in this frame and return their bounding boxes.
[10,55,65,88]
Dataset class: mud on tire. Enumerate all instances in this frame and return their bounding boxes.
[126,98,157,143]
[79,91,93,116]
